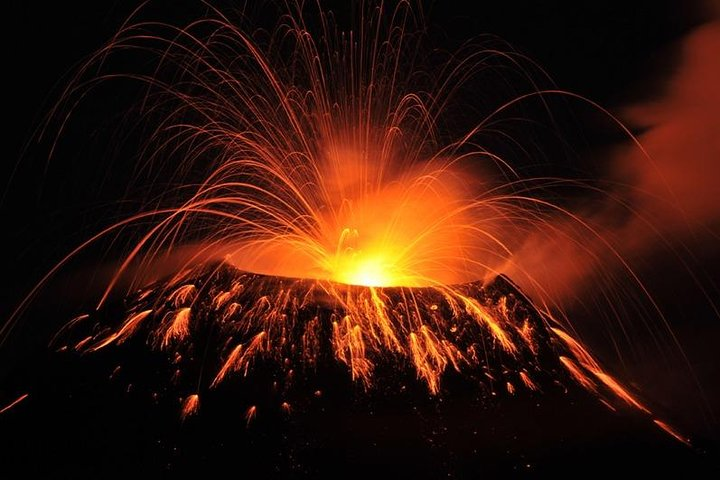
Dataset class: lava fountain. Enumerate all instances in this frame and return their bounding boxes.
[4,1,690,444]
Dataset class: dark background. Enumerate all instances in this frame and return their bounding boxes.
[1,0,718,477]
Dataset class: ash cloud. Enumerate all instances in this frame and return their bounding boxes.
[618,16,720,234]
[505,11,720,306]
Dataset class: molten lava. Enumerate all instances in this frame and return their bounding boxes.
[223,159,493,289]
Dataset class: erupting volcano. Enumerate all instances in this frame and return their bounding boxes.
[3,0,717,476]
[57,259,683,444]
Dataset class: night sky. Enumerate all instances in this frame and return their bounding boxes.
[2,1,718,477]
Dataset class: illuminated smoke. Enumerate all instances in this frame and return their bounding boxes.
[503,12,720,304]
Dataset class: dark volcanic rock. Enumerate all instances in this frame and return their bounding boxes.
[2,262,711,477]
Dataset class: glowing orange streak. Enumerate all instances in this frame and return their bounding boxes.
[653,419,691,446]
[558,356,597,392]
[162,307,191,348]
[332,316,372,386]
[213,291,233,310]
[212,344,243,387]
[181,394,199,420]
[89,309,152,352]
[0,393,29,415]
[442,340,465,373]
[74,336,94,351]
[551,328,602,371]
[459,294,516,353]
[50,313,90,348]
[519,371,538,391]
[245,405,257,426]
[213,331,268,385]
[553,328,650,413]
[168,284,196,307]
[517,321,538,354]
[408,325,450,394]
[368,287,402,351]
[593,372,650,414]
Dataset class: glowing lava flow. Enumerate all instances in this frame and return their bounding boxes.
[7,1,690,444]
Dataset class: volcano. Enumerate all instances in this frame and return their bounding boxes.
[57,262,622,404]
[2,262,706,477]
[52,262,677,434]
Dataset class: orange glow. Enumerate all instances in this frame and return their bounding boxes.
[162,307,191,348]
[333,252,401,287]
[223,160,492,289]
[181,394,199,420]
[21,0,695,447]
[245,405,257,426]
